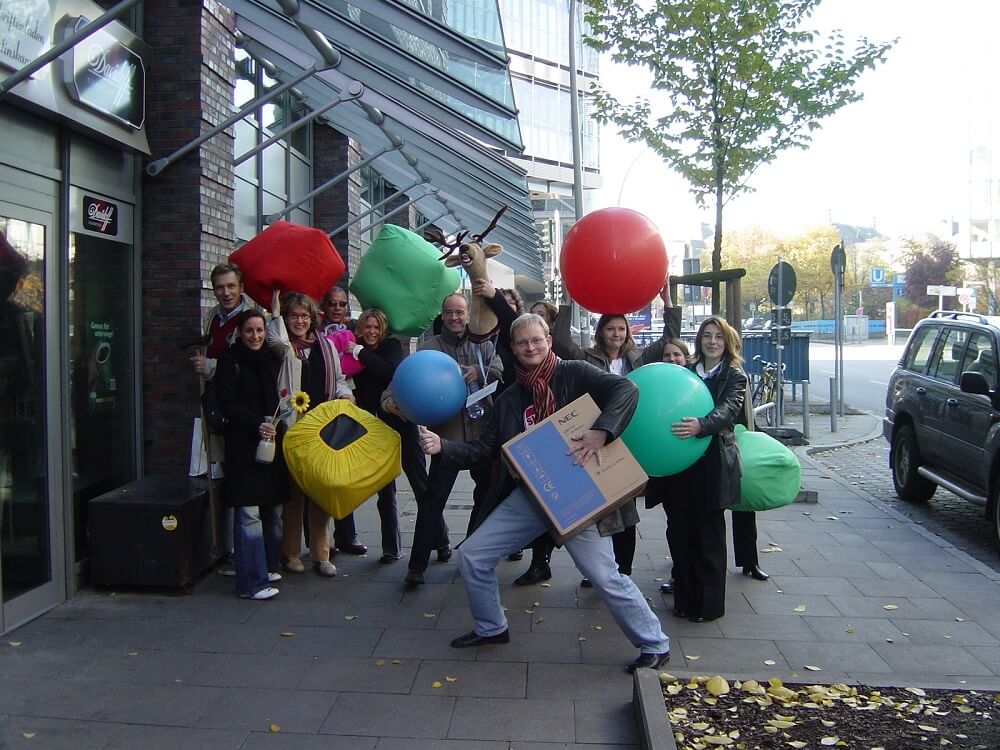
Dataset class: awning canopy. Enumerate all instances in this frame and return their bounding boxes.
[221,0,542,281]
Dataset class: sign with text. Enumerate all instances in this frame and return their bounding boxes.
[767,261,796,306]
[502,394,647,544]
[0,0,52,69]
[625,305,651,333]
[926,285,957,296]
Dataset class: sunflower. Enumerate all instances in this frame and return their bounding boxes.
[291,391,311,414]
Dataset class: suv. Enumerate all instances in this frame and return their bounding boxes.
[884,310,1000,551]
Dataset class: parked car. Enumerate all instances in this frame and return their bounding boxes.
[883,310,1000,551]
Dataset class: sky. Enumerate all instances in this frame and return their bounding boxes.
[593,0,998,244]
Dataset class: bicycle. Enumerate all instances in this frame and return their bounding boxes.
[750,354,784,426]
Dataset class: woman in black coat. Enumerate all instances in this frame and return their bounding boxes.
[215,308,287,600]
[653,315,748,623]
[350,307,429,564]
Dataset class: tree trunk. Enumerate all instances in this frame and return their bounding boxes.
[711,164,724,315]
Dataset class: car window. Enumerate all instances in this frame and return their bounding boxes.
[904,325,940,372]
[929,327,968,383]
[962,332,997,387]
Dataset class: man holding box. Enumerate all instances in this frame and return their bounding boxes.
[418,313,670,672]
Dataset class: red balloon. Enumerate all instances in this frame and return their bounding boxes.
[559,208,668,314]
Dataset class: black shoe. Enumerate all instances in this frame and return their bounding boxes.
[380,553,402,564]
[340,541,368,556]
[450,629,510,648]
[404,570,425,587]
[689,614,720,623]
[507,551,524,561]
[671,609,689,619]
[625,651,670,673]
[580,577,593,588]
[659,578,675,594]
[514,563,552,586]
[437,545,453,563]
[743,565,769,581]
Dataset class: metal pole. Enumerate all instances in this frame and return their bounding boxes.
[0,0,143,99]
[415,211,449,232]
[355,193,425,235]
[146,66,321,176]
[568,0,589,347]
[801,381,810,439]
[776,258,785,425]
[265,141,401,223]
[327,179,427,237]
[829,378,838,433]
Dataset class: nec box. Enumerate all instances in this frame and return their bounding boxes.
[89,475,220,589]
[501,394,648,544]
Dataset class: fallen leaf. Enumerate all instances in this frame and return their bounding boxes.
[375,659,386,666]
[269,723,280,733]
[535,618,544,624]
[804,665,822,671]
[525,609,535,614]
[883,604,898,611]
[8,641,22,647]
[846,625,855,634]
[764,659,777,666]
[706,676,730,696]
[21,732,35,739]
[391,659,402,664]
[127,651,139,657]
[431,680,442,688]
[279,631,295,637]
[955,617,965,622]
[539,583,551,587]
[592,625,603,630]
[917,725,938,732]
[686,654,700,660]
[906,687,927,697]
[793,605,807,612]
[423,613,437,618]
[445,676,457,682]
[822,720,836,727]
[820,738,839,746]
[344,615,358,621]
[788,742,808,749]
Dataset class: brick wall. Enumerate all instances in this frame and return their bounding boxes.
[141,0,236,474]
[313,125,361,290]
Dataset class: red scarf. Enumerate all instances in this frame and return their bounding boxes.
[515,350,557,421]
[289,331,317,361]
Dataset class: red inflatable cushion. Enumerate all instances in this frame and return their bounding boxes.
[229,221,345,307]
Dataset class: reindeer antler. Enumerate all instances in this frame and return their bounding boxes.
[425,204,507,260]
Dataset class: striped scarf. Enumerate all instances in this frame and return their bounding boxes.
[515,350,557,421]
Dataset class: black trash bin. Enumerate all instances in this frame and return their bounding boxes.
[89,474,220,588]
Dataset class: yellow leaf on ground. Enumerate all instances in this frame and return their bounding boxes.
[820,738,839,746]
[344,615,358,621]
[391,659,402,664]
[8,641,22,647]
[906,687,927,697]
[375,659,386,666]
[423,613,437,618]
[788,742,808,749]
[793,605,806,612]
[764,659,777,666]
[804,665,822,671]
[707,676,730,696]
[21,732,35,739]
[918,725,938,732]
[883,604,898,611]
[445,676,457,682]
[687,654,700,661]
[431,681,442,688]
[280,631,295,637]
[268,724,280,733]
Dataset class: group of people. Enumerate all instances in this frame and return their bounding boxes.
[191,261,766,671]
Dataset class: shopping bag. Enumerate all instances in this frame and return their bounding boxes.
[727,424,800,512]
[189,418,208,477]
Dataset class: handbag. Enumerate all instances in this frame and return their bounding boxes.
[200,361,239,435]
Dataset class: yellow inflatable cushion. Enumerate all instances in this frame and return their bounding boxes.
[283,400,401,520]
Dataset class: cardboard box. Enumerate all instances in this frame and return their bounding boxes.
[501,394,648,544]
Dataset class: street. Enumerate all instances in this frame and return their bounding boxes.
[806,339,900,415]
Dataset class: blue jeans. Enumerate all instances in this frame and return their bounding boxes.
[233,505,282,596]
[457,487,670,654]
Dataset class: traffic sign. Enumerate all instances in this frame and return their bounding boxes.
[769,327,791,345]
[770,307,791,326]
[959,293,970,305]
[830,244,846,272]
[768,261,796,306]
[855,307,864,316]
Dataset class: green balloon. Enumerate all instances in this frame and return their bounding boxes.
[621,363,715,477]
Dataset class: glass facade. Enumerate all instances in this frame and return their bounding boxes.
[499,0,598,72]
[234,49,313,241]
[512,78,598,169]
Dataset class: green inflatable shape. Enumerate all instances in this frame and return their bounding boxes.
[727,424,801,512]
[349,225,461,336]
[620,363,714,477]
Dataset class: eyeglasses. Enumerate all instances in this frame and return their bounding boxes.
[512,337,547,349]
[442,310,466,318]
[288,313,312,321]
[324,300,347,308]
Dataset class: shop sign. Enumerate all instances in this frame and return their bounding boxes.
[58,15,145,130]
[83,194,118,236]
[0,0,52,69]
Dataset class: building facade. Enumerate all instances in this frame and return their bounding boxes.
[0,0,538,632]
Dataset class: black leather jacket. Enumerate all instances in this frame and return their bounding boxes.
[693,361,748,509]
[440,359,639,536]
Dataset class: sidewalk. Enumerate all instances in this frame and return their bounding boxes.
[2,410,999,749]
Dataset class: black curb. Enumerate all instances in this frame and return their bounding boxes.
[633,668,676,750]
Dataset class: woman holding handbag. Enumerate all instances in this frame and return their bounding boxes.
[652,316,748,623]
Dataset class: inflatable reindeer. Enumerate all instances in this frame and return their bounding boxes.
[425,206,507,342]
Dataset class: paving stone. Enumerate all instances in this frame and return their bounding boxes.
[411,658,526,698]
[0,715,126,749]
[768,575,862,596]
[526,662,632,701]
[870,643,996,676]
[817,544,894,564]
[447,696,575,743]
[375,739,506,750]
[672,636,788,672]
[107,725,249,749]
[373,628,479,661]
[792,558,878,578]
[803,616,913,644]
[321,692,455,738]
[475,631,582,664]
[267,624,382,658]
[776,640,892,673]
[298,655,419,693]
[920,572,1000,592]
[744,592,843,617]
[573,699,639,745]
[189,652,317,690]
[888,619,1000,646]
[241,732,377,749]
[527,607,621,633]
[829,596,966,620]
[508,743,637,750]
[966,646,1000,677]
[863,561,925,579]
[844,577,939,598]
[196,686,337,733]
[717,614,818,641]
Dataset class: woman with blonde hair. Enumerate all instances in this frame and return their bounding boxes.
[651,316,748,622]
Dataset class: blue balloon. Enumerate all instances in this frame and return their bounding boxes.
[391,349,467,426]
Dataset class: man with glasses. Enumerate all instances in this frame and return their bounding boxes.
[320,286,355,334]
[384,293,502,587]
[417,312,670,673]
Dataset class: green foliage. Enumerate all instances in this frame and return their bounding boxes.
[584,0,895,283]
[900,237,959,308]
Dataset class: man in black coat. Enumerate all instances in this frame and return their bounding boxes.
[418,313,670,673]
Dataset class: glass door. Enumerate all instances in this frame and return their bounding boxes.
[0,188,64,633]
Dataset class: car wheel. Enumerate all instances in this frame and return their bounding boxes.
[891,424,936,503]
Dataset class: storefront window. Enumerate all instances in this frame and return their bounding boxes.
[0,219,49,601]
[68,233,134,560]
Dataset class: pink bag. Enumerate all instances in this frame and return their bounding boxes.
[325,328,365,378]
